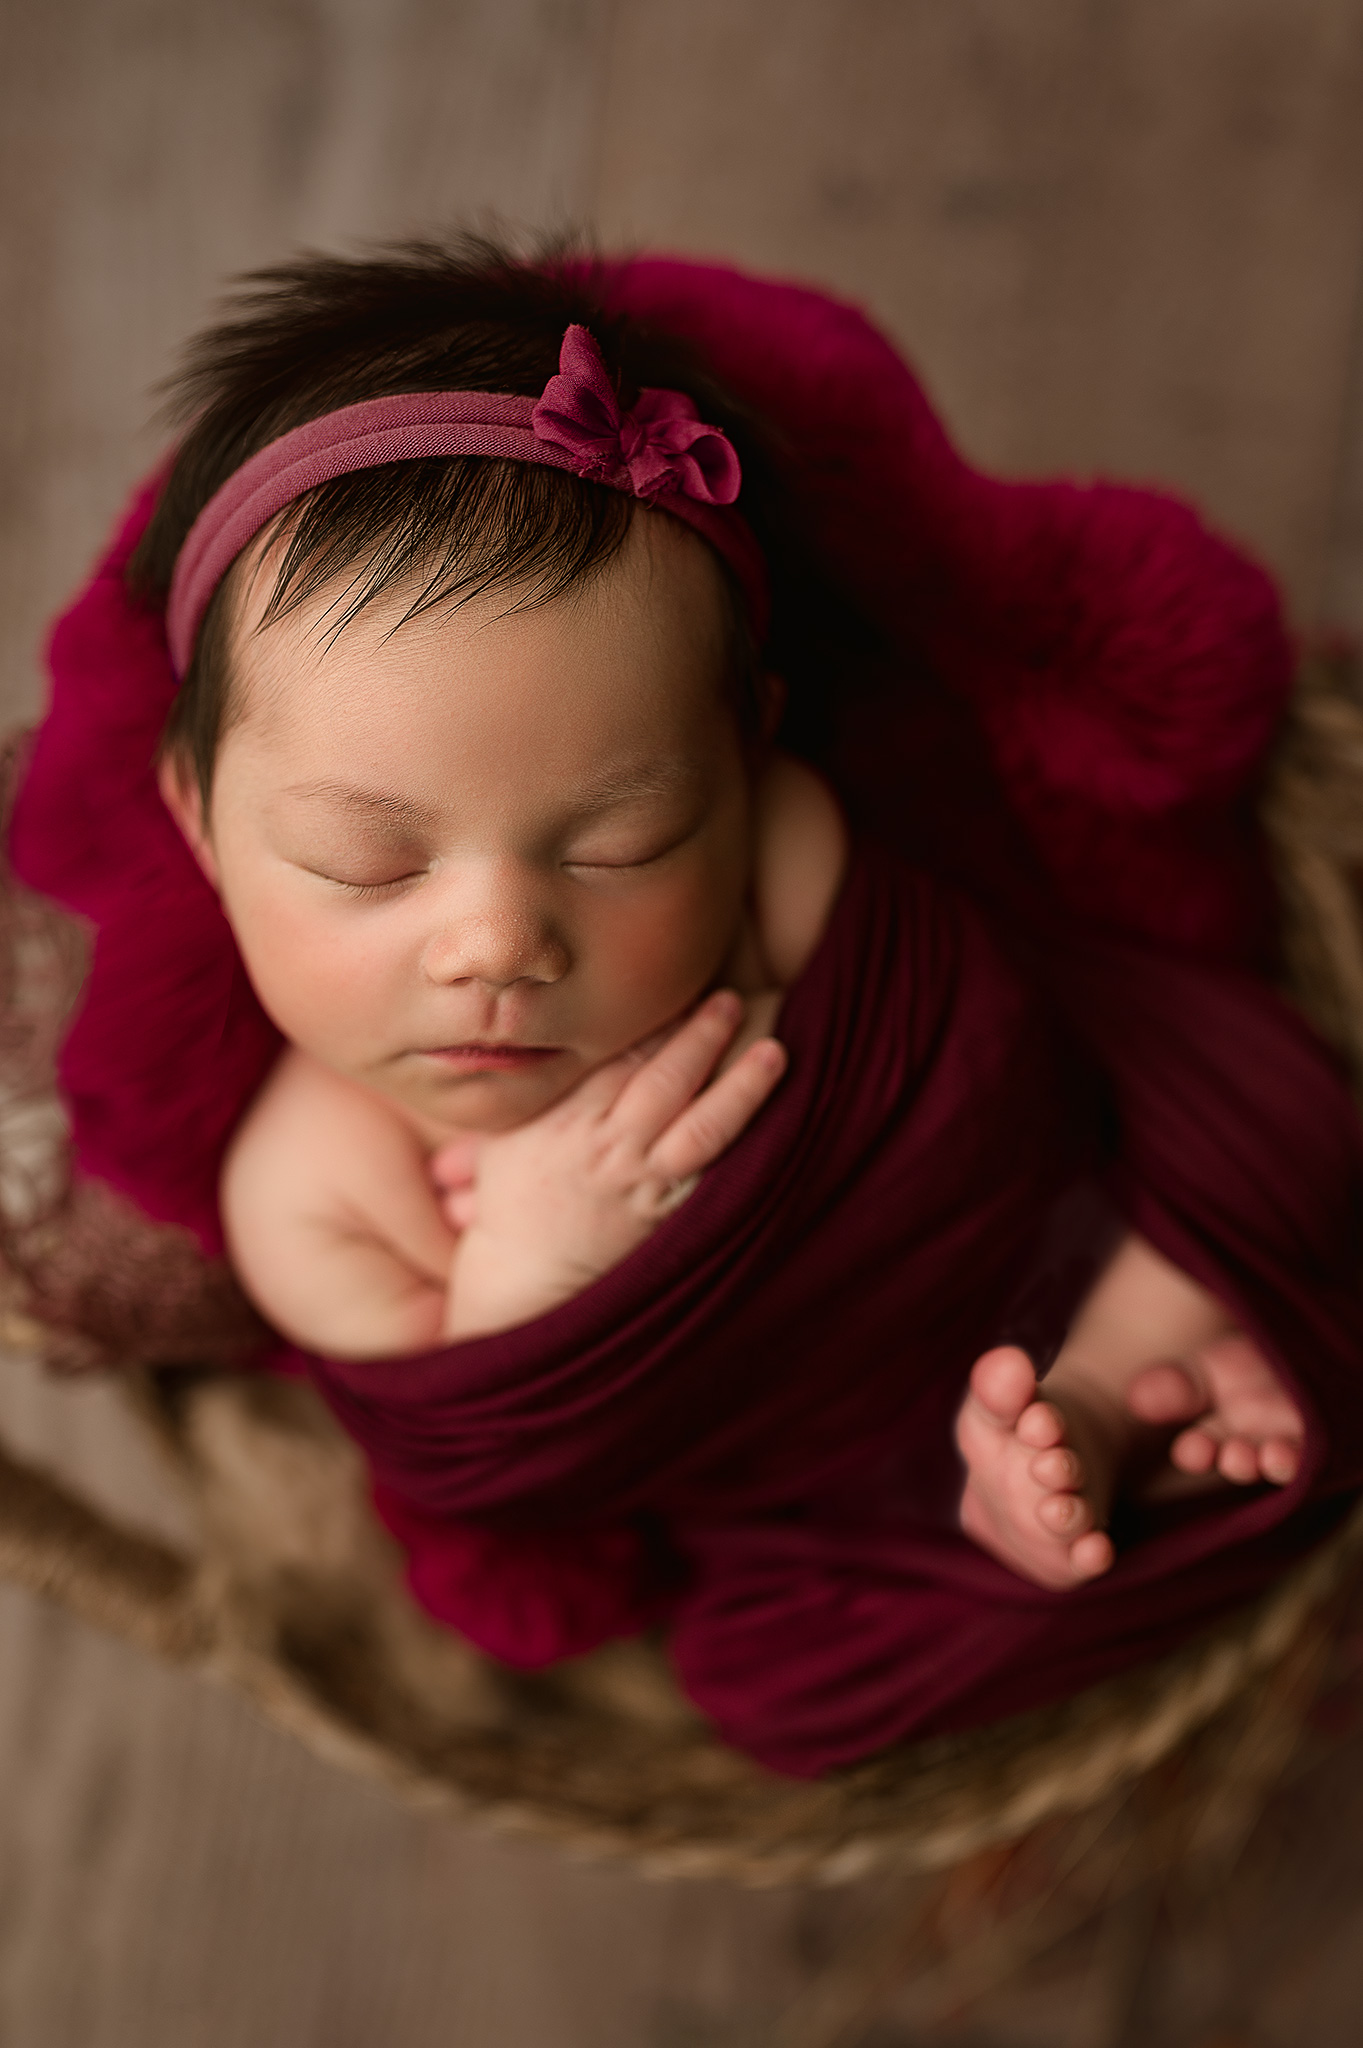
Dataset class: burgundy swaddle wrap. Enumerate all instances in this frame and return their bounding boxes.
[11,257,1363,1777]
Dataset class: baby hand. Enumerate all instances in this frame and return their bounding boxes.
[434,991,786,1339]
[1127,1333,1305,1487]
[429,1132,481,1233]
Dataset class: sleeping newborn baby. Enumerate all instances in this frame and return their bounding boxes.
[21,243,1363,1776]
[160,502,1304,1599]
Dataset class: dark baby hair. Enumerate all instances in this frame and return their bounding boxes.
[131,233,834,808]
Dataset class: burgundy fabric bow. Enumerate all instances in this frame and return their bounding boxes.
[532,325,742,505]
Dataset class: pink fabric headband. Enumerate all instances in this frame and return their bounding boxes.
[166,323,769,676]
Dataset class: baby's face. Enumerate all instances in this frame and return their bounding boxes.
[169,514,758,1137]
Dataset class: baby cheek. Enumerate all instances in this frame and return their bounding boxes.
[227,890,406,1061]
[590,876,737,1025]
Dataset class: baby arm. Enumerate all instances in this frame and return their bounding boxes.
[224,993,786,1358]
[222,1049,459,1359]
[957,1231,1305,1590]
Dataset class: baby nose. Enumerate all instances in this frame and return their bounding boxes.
[419,866,569,991]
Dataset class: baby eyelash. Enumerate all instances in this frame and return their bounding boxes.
[332,875,418,901]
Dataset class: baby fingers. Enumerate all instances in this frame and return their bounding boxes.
[440,1186,477,1232]
[429,1132,483,1190]
[611,991,745,1142]
[647,1035,788,1182]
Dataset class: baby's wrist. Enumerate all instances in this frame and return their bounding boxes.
[442,1229,598,1341]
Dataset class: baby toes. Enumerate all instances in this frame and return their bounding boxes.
[1030,1445,1082,1490]
[1015,1399,1066,1451]
[1127,1361,1206,1425]
[1037,1490,1093,1537]
[1175,1425,1302,1487]
[1069,1530,1115,1580]
[1217,1436,1262,1485]
[1259,1437,1301,1485]
[965,1346,1040,1431]
[957,1368,1115,1590]
[1171,1425,1220,1475]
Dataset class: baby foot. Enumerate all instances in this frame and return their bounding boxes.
[1127,1333,1304,1486]
[956,1347,1116,1590]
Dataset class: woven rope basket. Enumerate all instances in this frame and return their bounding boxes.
[0,665,1361,1892]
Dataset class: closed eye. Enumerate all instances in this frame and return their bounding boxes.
[562,823,700,873]
[318,871,425,901]
[562,853,669,873]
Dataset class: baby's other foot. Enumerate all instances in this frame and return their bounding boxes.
[956,1347,1115,1590]
[1127,1333,1304,1487]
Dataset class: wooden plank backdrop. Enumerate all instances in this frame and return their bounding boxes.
[5,3,1363,2041]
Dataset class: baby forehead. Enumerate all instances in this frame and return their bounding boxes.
[230,526,732,709]
[232,602,734,753]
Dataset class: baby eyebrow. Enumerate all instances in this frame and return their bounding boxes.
[281,780,436,826]
[279,763,692,827]
[569,764,692,813]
